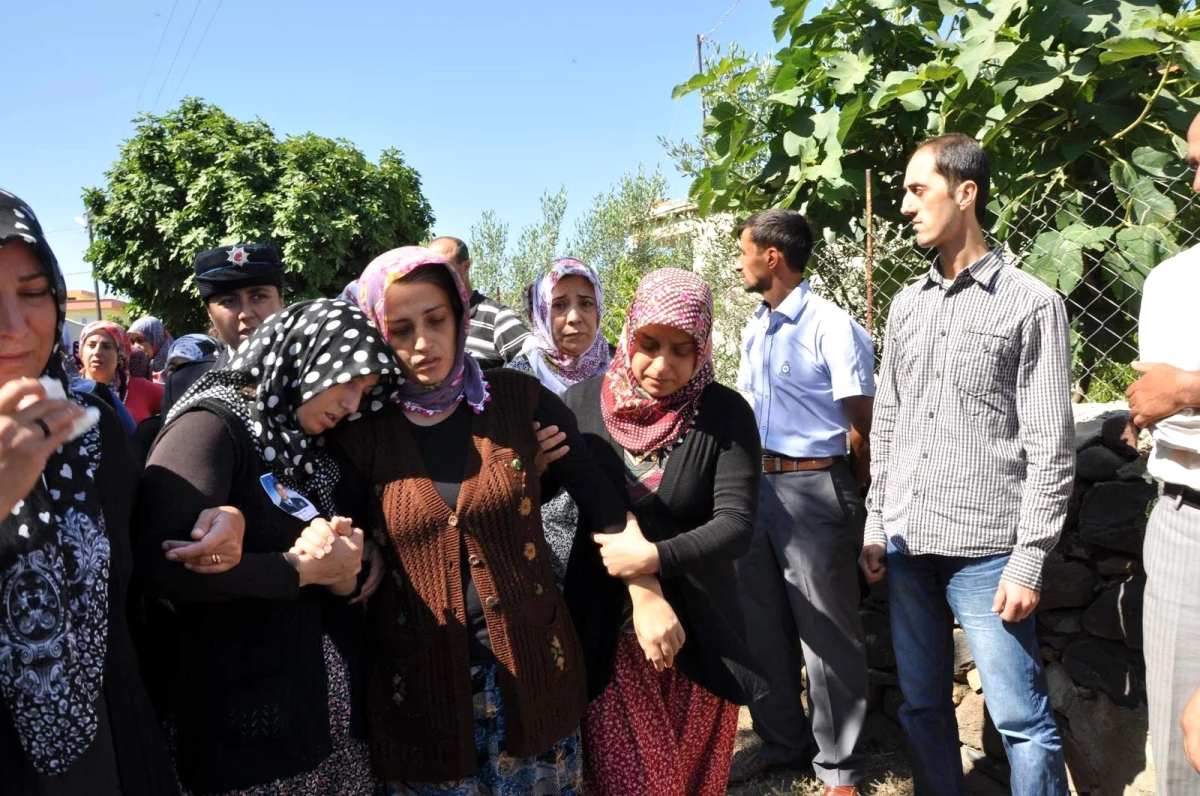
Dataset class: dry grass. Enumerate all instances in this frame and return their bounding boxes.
[726,707,915,796]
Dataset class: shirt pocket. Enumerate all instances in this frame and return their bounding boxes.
[952,328,1016,402]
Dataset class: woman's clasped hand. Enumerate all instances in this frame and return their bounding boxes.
[288,515,365,595]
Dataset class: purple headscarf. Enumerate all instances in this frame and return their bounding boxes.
[357,246,490,416]
[522,257,611,395]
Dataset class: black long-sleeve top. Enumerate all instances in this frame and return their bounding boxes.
[562,377,768,705]
[137,404,367,794]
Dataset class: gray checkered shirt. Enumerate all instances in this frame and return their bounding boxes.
[864,249,1075,591]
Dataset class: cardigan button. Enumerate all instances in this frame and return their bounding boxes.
[447,514,459,527]
[484,596,499,609]
[468,554,484,568]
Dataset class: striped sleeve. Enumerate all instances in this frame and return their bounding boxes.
[491,305,531,362]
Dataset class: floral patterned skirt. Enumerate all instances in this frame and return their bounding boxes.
[582,631,739,796]
[172,635,379,796]
[387,664,583,796]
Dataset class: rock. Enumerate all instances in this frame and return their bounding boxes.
[1072,403,1131,450]
[1062,733,1097,793]
[1041,646,1061,663]
[862,610,895,669]
[882,687,904,723]
[1096,555,1138,577]
[1077,444,1129,482]
[1082,576,1145,650]
[1064,692,1156,794]
[952,681,973,707]
[1039,609,1083,636]
[1062,638,1146,708]
[868,667,900,687]
[1037,562,1096,611]
[1058,530,1090,561]
[1046,662,1079,714]
[1116,456,1149,482]
[957,688,987,750]
[967,667,983,693]
[1041,633,1070,651]
[961,747,1011,796]
[954,628,974,677]
[1100,414,1139,458]
[1078,480,1158,555]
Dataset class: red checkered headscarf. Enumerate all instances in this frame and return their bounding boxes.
[600,268,714,454]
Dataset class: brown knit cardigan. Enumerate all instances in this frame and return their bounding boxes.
[336,370,587,781]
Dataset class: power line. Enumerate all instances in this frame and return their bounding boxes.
[151,0,203,113]
[133,0,181,112]
[700,0,743,42]
[170,0,223,105]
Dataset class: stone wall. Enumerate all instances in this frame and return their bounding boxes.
[862,404,1158,795]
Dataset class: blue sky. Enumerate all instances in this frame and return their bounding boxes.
[2,0,778,298]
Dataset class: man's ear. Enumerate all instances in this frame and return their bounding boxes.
[957,179,979,214]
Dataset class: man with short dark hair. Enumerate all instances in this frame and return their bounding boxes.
[729,208,875,796]
[161,243,286,415]
[861,134,1073,795]
[428,235,529,369]
[1129,111,1200,791]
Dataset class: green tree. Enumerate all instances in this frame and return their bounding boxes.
[82,97,434,332]
[673,0,1200,389]
[467,169,694,342]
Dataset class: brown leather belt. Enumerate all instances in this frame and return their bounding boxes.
[762,455,839,474]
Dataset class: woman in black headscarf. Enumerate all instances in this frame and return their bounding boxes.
[0,187,179,794]
[138,298,399,795]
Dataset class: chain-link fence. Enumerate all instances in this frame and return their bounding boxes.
[794,169,1200,403]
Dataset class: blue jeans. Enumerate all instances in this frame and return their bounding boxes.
[887,542,1068,796]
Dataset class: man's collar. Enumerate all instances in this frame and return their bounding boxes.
[924,248,1004,292]
[757,279,811,320]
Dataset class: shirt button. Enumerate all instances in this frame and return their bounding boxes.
[468,554,483,568]
[921,452,928,459]
[927,412,934,419]
[940,330,947,337]
[484,596,499,609]
[447,514,458,527]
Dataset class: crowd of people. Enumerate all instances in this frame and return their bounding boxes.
[0,126,1197,796]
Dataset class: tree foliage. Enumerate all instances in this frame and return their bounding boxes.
[83,98,434,332]
[673,0,1200,372]
[468,169,694,342]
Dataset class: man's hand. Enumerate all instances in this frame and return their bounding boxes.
[627,575,685,671]
[1127,362,1200,428]
[593,513,659,578]
[991,579,1040,623]
[163,506,246,574]
[858,543,887,584]
[533,422,569,476]
[1181,685,1200,773]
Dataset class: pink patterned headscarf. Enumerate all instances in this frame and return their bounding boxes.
[524,257,611,395]
[356,246,489,416]
[600,268,714,454]
[79,320,131,395]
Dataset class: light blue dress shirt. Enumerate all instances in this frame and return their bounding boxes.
[736,281,876,458]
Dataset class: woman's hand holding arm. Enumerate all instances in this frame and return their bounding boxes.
[626,575,685,671]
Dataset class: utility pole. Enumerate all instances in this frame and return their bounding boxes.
[696,34,706,123]
[84,219,102,320]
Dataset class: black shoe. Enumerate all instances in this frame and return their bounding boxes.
[727,748,801,785]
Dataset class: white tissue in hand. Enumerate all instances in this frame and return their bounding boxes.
[38,377,101,441]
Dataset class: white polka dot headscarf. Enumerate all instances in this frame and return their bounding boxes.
[164,298,400,514]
